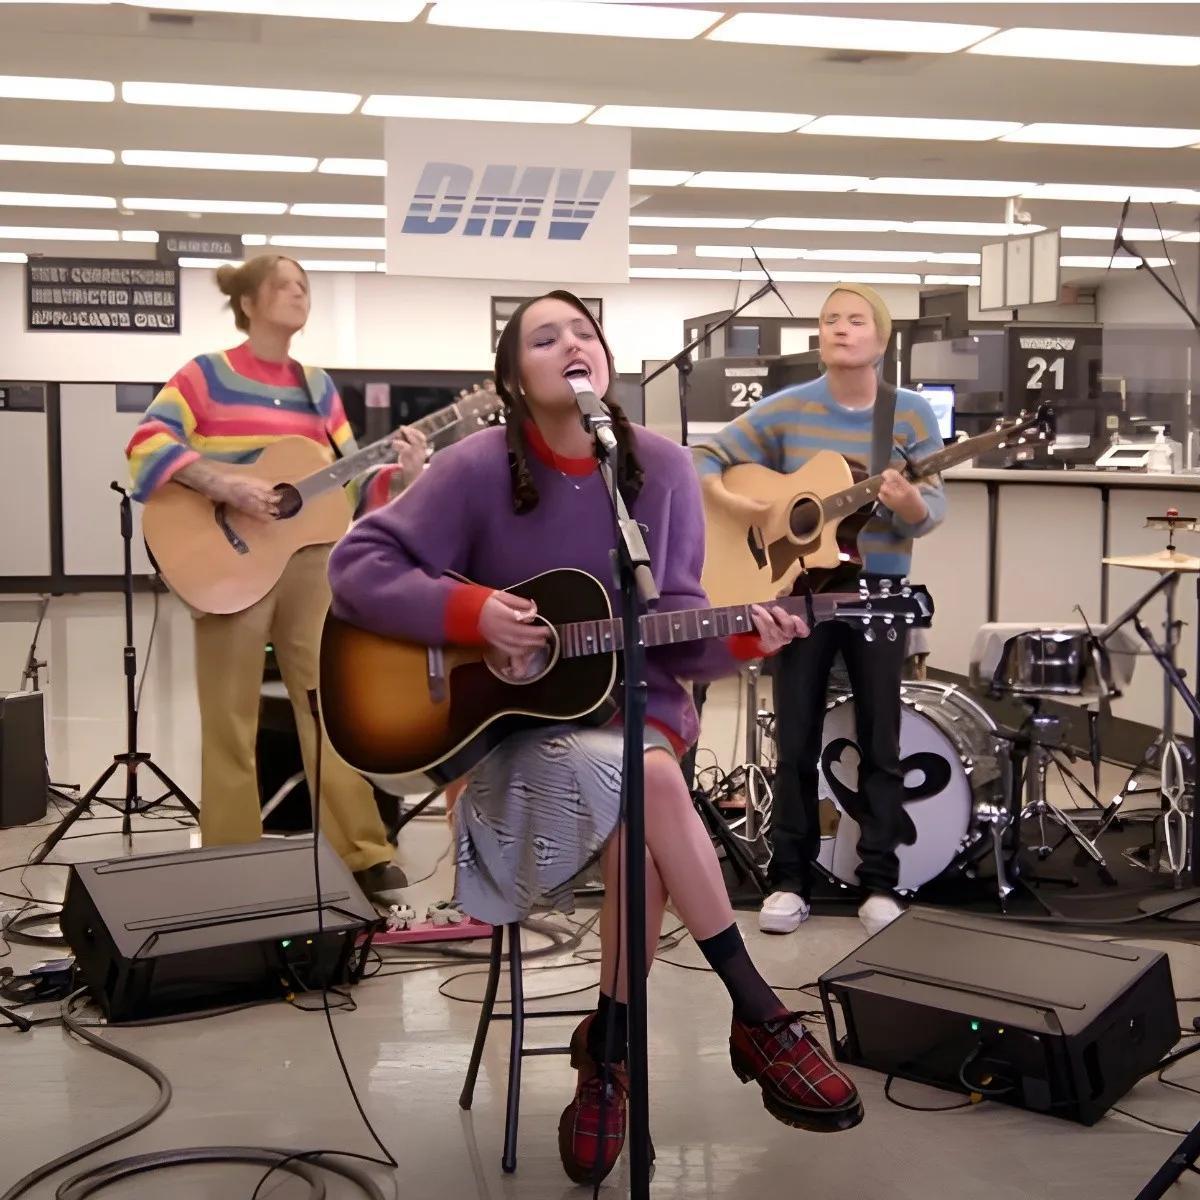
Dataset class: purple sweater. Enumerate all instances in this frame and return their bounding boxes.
[327,422,759,749]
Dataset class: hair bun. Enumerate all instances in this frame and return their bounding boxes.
[215,263,239,294]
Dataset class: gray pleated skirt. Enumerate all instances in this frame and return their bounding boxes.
[452,723,673,926]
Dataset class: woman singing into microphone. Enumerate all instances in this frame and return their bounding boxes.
[328,290,863,1183]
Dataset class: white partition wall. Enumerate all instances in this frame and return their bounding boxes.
[59,384,154,577]
[0,409,51,576]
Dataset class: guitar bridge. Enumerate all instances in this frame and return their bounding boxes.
[427,647,447,704]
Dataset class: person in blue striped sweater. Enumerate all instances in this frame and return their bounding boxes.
[694,283,945,937]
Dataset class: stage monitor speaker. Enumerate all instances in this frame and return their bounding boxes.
[0,691,48,828]
[62,836,378,1023]
[819,909,1178,1125]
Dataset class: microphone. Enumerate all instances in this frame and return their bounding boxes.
[567,375,618,454]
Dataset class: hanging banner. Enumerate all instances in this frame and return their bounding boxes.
[25,258,180,333]
[385,119,630,283]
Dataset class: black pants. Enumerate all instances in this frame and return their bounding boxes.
[770,617,909,900]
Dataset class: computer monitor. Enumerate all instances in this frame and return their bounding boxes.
[917,384,955,440]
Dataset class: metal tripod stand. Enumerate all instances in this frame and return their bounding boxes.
[29,484,198,865]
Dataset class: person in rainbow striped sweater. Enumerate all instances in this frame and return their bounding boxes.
[125,255,424,900]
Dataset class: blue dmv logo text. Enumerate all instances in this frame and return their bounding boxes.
[402,162,615,240]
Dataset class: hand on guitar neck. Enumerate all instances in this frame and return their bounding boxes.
[876,468,929,526]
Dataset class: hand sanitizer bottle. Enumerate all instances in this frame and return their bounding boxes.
[1147,426,1175,474]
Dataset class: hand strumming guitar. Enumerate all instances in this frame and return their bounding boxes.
[220,475,282,520]
[479,591,552,679]
[876,469,928,525]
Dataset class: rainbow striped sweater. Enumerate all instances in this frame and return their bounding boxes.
[125,342,400,514]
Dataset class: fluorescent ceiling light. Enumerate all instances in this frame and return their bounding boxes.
[120,230,159,242]
[0,190,115,209]
[289,203,386,219]
[178,257,242,269]
[1171,232,1200,243]
[801,115,1020,141]
[124,0,424,19]
[925,275,981,286]
[241,234,268,245]
[0,144,114,164]
[695,245,805,260]
[361,94,591,123]
[630,267,750,280]
[428,1,720,40]
[589,106,810,134]
[630,215,755,229]
[122,81,360,115]
[903,220,1043,236]
[298,259,382,272]
[319,158,386,177]
[968,27,1200,67]
[0,252,28,263]
[771,271,923,284]
[1062,226,1182,241]
[753,217,898,233]
[122,149,318,172]
[803,248,940,263]
[859,178,1034,198]
[123,197,288,214]
[686,171,867,192]
[1028,183,1200,204]
[1003,123,1200,149]
[269,234,386,249]
[0,226,119,241]
[629,170,693,187]
[709,12,997,53]
[1061,255,1173,268]
[0,75,114,103]
[629,244,677,256]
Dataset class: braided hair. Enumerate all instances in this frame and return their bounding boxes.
[493,290,644,515]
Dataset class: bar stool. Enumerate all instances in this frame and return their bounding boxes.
[458,921,594,1173]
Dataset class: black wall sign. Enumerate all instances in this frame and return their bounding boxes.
[26,258,180,334]
[1004,324,1102,414]
[0,382,48,412]
[157,232,241,263]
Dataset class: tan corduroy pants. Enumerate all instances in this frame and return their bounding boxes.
[193,545,391,873]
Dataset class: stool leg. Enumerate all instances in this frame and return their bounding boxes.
[502,922,523,1174]
[459,926,503,1110]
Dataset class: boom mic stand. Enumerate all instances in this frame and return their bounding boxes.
[19,594,80,810]
[29,484,198,865]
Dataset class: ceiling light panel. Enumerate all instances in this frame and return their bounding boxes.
[859,178,1034,197]
[124,0,424,19]
[319,158,387,177]
[122,81,360,114]
[120,230,159,242]
[0,75,114,102]
[121,149,318,172]
[0,226,119,240]
[924,275,981,286]
[968,27,1200,67]
[903,221,1044,236]
[771,270,924,284]
[801,115,1020,141]
[361,95,591,122]
[629,244,678,255]
[709,12,997,53]
[630,216,756,229]
[178,257,242,269]
[1028,183,1200,204]
[630,266,751,280]
[0,252,29,263]
[288,203,386,219]
[0,144,114,164]
[686,172,867,191]
[1002,123,1200,149]
[269,234,386,249]
[589,106,810,133]
[1061,226,1182,240]
[241,234,268,245]
[695,245,806,259]
[0,191,115,208]
[428,1,721,39]
[753,217,899,233]
[123,197,288,214]
[1061,255,1173,268]
[297,259,382,271]
[628,170,694,187]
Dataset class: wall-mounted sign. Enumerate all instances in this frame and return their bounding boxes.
[156,232,242,263]
[26,258,180,333]
[0,382,47,412]
[386,119,630,283]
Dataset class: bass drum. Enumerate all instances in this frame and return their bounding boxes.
[816,682,1007,894]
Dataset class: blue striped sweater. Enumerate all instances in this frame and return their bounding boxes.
[692,375,946,577]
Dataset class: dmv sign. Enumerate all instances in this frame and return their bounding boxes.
[386,120,629,282]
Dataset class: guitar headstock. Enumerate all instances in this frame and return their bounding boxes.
[829,580,934,631]
[458,388,504,430]
[990,402,1057,453]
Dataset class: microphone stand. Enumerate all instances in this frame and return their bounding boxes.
[585,413,658,1200]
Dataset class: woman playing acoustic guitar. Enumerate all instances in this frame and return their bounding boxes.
[328,290,863,1184]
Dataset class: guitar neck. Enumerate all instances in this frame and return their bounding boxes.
[555,594,847,659]
[823,417,1036,517]
[293,401,489,502]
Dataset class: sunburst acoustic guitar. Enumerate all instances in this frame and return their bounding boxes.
[319,568,933,787]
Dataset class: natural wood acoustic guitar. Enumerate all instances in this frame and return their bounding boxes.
[142,391,501,614]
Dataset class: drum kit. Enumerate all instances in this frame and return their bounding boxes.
[741,511,1200,911]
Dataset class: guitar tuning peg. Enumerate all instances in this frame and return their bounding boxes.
[863,626,877,643]
[886,628,898,642]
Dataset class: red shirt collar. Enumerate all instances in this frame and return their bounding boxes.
[522,419,596,477]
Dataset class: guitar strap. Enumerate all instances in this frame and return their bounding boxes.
[871,377,899,476]
[292,360,345,461]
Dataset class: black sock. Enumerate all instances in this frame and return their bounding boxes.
[696,923,790,1025]
[588,992,629,1064]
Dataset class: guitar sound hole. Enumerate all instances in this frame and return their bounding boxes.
[789,498,822,540]
[484,630,556,685]
[274,484,302,520]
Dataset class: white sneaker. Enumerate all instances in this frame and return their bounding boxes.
[858,893,905,937]
[758,891,811,934]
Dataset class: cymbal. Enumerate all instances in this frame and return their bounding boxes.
[1103,550,1200,573]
